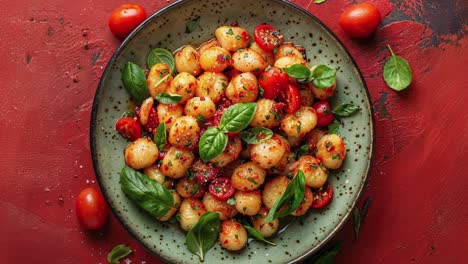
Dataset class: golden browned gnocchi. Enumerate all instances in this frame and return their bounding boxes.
[219,220,248,251]
[124,137,159,170]
[168,116,200,149]
[179,198,207,231]
[250,134,290,169]
[225,72,258,103]
[209,136,242,167]
[175,45,202,76]
[196,72,228,103]
[251,207,280,238]
[280,106,318,138]
[250,99,282,128]
[156,103,184,130]
[199,46,232,72]
[167,72,198,104]
[262,175,290,209]
[160,146,194,179]
[202,192,237,221]
[234,190,262,216]
[184,96,216,120]
[249,42,275,66]
[231,161,266,191]
[215,26,250,52]
[291,155,328,188]
[146,63,173,97]
[315,134,347,169]
[232,48,267,73]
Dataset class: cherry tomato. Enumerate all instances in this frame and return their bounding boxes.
[253,24,284,51]
[208,177,235,200]
[115,116,141,141]
[190,159,222,184]
[279,84,301,114]
[312,101,335,127]
[258,67,289,100]
[76,187,109,230]
[339,3,382,38]
[108,4,147,38]
[136,107,159,133]
[311,182,333,209]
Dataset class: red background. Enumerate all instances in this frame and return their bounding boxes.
[1,0,466,263]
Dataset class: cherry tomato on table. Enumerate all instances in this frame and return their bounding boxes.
[115,116,142,141]
[209,177,235,200]
[253,24,284,51]
[339,3,382,38]
[76,187,109,230]
[279,84,301,114]
[311,181,333,209]
[109,4,147,38]
[258,67,289,100]
[312,100,335,127]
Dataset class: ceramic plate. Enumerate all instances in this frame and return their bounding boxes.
[90,0,374,263]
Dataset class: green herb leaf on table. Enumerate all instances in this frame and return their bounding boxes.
[310,65,337,89]
[147,48,176,73]
[219,103,257,133]
[353,197,372,239]
[243,225,276,246]
[155,92,182,104]
[121,62,150,103]
[265,170,306,224]
[239,127,273,144]
[312,242,341,264]
[199,127,228,162]
[186,17,201,33]
[383,45,412,91]
[154,122,167,150]
[328,120,340,134]
[120,166,174,217]
[314,0,327,4]
[107,244,132,264]
[332,103,359,117]
[186,212,221,262]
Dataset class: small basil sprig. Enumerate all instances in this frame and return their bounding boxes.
[120,166,174,217]
[383,45,412,91]
[265,170,306,224]
[186,212,221,262]
[155,92,182,104]
[283,64,336,89]
[154,122,167,149]
[199,103,257,162]
[314,0,327,3]
[121,62,150,103]
[294,144,309,159]
[147,48,176,73]
[353,197,372,239]
[107,244,132,264]
[186,16,201,33]
[332,103,359,117]
[239,127,273,144]
[243,225,276,246]
[328,120,340,135]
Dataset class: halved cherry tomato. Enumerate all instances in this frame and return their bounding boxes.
[190,159,222,184]
[311,181,333,209]
[258,67,289,100]
[76,187,109,230]
[339,3,381,38]
[208,177,235,200]
[312,101,335,127]
[279,84,301,114]
[136,107,159,133]
[253,24,284,51]
[108,4,147,38]
[115,116,141,141]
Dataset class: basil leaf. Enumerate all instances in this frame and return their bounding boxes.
[239,127,273,144]
[186,16,201,33]
[154,123,166,150]
[353,197,372,239]
[295,144,309,159]
[121,62,150,103]
[226,197,236,205]
[312,242,341,264]
[328,120,340,134]
[107,244,132,264]
[155,92,182,104]
[243,225,276,246]
[120,166,174,217]
[383,45,412,91]
[314,0,327,3]
[265,170,306,224]
[196,114,206,123]
[186,212,221,262]
[147,48,176,73]
[283,64,311,79]
[121,111,135,118]
[199,127,228,162]
[311,65,337,89]
[332,103,359,117]
[219,103,257,133]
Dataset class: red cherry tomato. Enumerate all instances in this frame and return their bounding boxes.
[258,67,289,100]
[312,101,335,127]
[279,84,301,114]
[76,187,109,230]
[208,177,235,200]
[253,24,284,51]
[339,3,382,38]
[108,4,147,38]
[311,182,333,209]
[115,116,141,141]
[136,107,159,133]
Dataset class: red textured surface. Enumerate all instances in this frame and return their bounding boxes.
[1,0,466,263]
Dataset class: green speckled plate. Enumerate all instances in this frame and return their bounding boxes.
[90,0,374,263]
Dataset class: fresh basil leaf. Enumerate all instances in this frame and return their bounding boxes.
[147,48,176,73]
[186,17,201,33]
[120,166,174,217]
[353,207,361,239]
[226,197,236,205]
[265,170,306,224]
[186,212,221,262]
[243,225,276,246]
[314,0,327,3]
[313,242,341,264]
[283,64,311,79]
[311,65,337,89]
[199,127,228,162]
[383,45,412,91]
[295,144,309,159]
[107,244,132,264]
[219,103,257,133]
[196,114,206,123]
[121,62,150,103]
[328,120,340,134]
[154,123,166,150]
[239,127,273,144]
[120,111,135,118]
[332,103,359,117]
[155,92,182,104]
